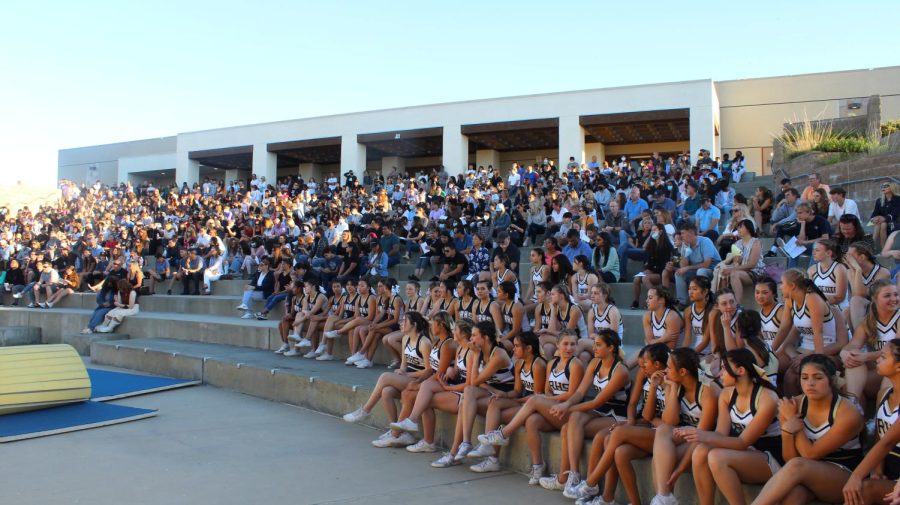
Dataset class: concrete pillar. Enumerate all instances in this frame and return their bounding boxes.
[442,125,469,178]
[690,106,717,161]
[340,135,367,181]
[381,156,406,177]
[475,149,501,172]
[224,169,250,184]
[558,115,585,167]
[176,152,200,186]
[252,144,277,185]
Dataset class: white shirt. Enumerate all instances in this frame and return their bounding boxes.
[828,198,860,222]
[507,172,521,187]
[550,207,569,224]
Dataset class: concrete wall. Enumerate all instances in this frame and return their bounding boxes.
[58,137,176,186]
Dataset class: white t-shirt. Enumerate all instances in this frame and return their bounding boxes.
[828,199,860,222]
[507,173,521,187]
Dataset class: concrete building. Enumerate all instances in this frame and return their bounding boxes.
[58,66,900,188]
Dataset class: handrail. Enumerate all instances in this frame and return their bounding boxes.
[840,175,900,187]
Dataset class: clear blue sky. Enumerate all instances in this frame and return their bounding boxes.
[2,0,897,187]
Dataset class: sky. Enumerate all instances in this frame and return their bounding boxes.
[1,0,898,187]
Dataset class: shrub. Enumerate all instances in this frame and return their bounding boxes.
[882,120,900,137]
[816,136,876,153]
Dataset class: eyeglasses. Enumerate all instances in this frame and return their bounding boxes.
[882,184,891,189]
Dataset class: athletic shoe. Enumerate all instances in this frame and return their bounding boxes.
[324,330,340,339]
[345,353,363,365]
[313,343,327,356]
[568,480,599,501]
[406,439,437,453]
[235,304,248,310]
[315,353,335,361]
[303,350,318,359]
[26,303,36,308]
[241,312,254,319]
[467,443,496,458]
[12,292,22,299]
[539,475,566,491]
[296,338,312,348]
[528,463,546,485]
[283,348,301,357]
[46,302,54,308]
[371,430,393,446]
[576,496,613,505]
[469,456,501,473]
[393,432,416,447]
[80,328,93,335]
[390,418,420,433]
[287,333,301,342]
[39,302,48,308]
[386,359,400,369]
[342,407,370,423]
[355,358,373,369]
[650,495,679,505]
[562,472,582,499]
[254,312,268,320]
[453,442,473,461]
[477,429,509,447]
[431,453,459,468]
[274,343,290,354]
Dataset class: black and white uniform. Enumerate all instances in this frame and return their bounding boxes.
[728,384,782,463]
[800,395,863,470]
[872,308,900,351]
[876,387,900,479]
[678,383,705,427]
[813,262,848,310]
[651,308,676,346]
[519,357,544,397]
[358,294,373,319]
[547,357,573,396]
[501,301,531,334]
[759,303,784,350]
[479,347,514,392]
[493,269,520,301]
[592,359,629,419]
[793,296,837,351]
[638,378,665,421]
[429,338,450,372]
[474,298,495,323]
[689,303,707,350]
[536,303,553,333]
[451,347,470,385]
[329,295,343,316]
[557,303,589,339]
[403,336,427,373]
[574,272,591,298]
[404,296,421,322]
[305,293,326,315]
[530,265,547,302]
[592,303,624,339]
[457,297,477,321]
[862,263,887,290]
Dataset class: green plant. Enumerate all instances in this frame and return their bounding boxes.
[778,114,834,157]
[816,135,876,153]
[882,119,900,137]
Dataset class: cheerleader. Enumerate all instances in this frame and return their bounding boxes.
[343,278,378,365]
[569,344,671,505]
[455,279,477,321]
[808,239,849,310]
[533,281,557,359]
[444,322,514,464]
[497,281,530,352]
[842,279,900,404]
[649,348,719,505]
[751,354,864,505]
[421,281,444,318]
[285,277,327,357]
[684,276,714,354]
[539,330,630,497]
[492,252,519,302]
[275,282,303,354]
[842,338,900,505]
[454,332,546,478]
[438,279,460,319]
[392,318,475,462]
[524,248,550,315]
[299,279,344,359]
[582,283,623,363]
[642,286,683,349]
[354,278,403,369]
[753,277,788,352]
[732,311,780,387]
[473,279,503,330]
[846,241,891,330]
[571,255,600,313]
[549,284,589,345]
[320,278,360,360]
[472,330,584,476]
[710,287,741,355]
[393,311,458,453]
[342,312,434,448]
[383,282,424,368]
[780,269,850,397]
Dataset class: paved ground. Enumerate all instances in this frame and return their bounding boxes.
[0,384,572,505]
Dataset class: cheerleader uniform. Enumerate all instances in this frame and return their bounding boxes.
[812,262,848,310]
[592,359,630,420]
[799,395,863,470]
[479,347,515,392]
[530,265,547,303]
[357,293,373,319]
[689,303,707,350]
[728,384,782,467]
[457,297,477,321]
[474,298,496,324]
[678,383,705,427]
[759,303,784,350]
[404,335,427,373]
[651,308,678,347]
[638,378,666,421]
[429,338,450,373]
[501,301,532,334]
[592,303,624,339]
[872,308,900,351]
[876,387,900,479]
[793,296,837,351]
[547,357,573,396]
[557,303,588,339]
[519,357,544,397]
[574,272,591,299]
[536,303,553,333]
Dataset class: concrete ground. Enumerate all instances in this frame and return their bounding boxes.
[0,384,572,505]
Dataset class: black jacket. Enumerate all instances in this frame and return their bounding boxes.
[248,271,275,298]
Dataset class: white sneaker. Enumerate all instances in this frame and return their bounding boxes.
[96,325,111,333]
[296,338,312,348]
[342,407,370,424]
[274,343,290,354]
[241,312,254,319]
[303,350,318,359]
[563,472,582,499]
[431,452,460,468]
[393,432,416,447]
[313,343,327,356]
[235,304,248,310]
[345,352,363,365]
[371,430,393,447]
[453,442,473,461]
[650,494,679,505]
[287,333,301,342]
[315,353,335,361]
[528,463,546,485]
[324,330,340,339]
[386,358,400,369]
[568,480,599,501]
[467,443,496,458]
[355,358,373,369]
[477,428,509,447]
[389,418,420,433]
[577,496,613,505]
[539,474,566,491]
[406,439,438,453]
[469,456,501,473]
[283,348,301,357]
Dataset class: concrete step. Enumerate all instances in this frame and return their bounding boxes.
[90,338,771,504]
[0,325,41,346]
[50,292,287,318]
[62,332,130,356]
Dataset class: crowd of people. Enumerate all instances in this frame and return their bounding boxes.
[2,151,900,504]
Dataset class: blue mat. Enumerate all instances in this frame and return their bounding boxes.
[0,401,157,442]
[88,368,200,401]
